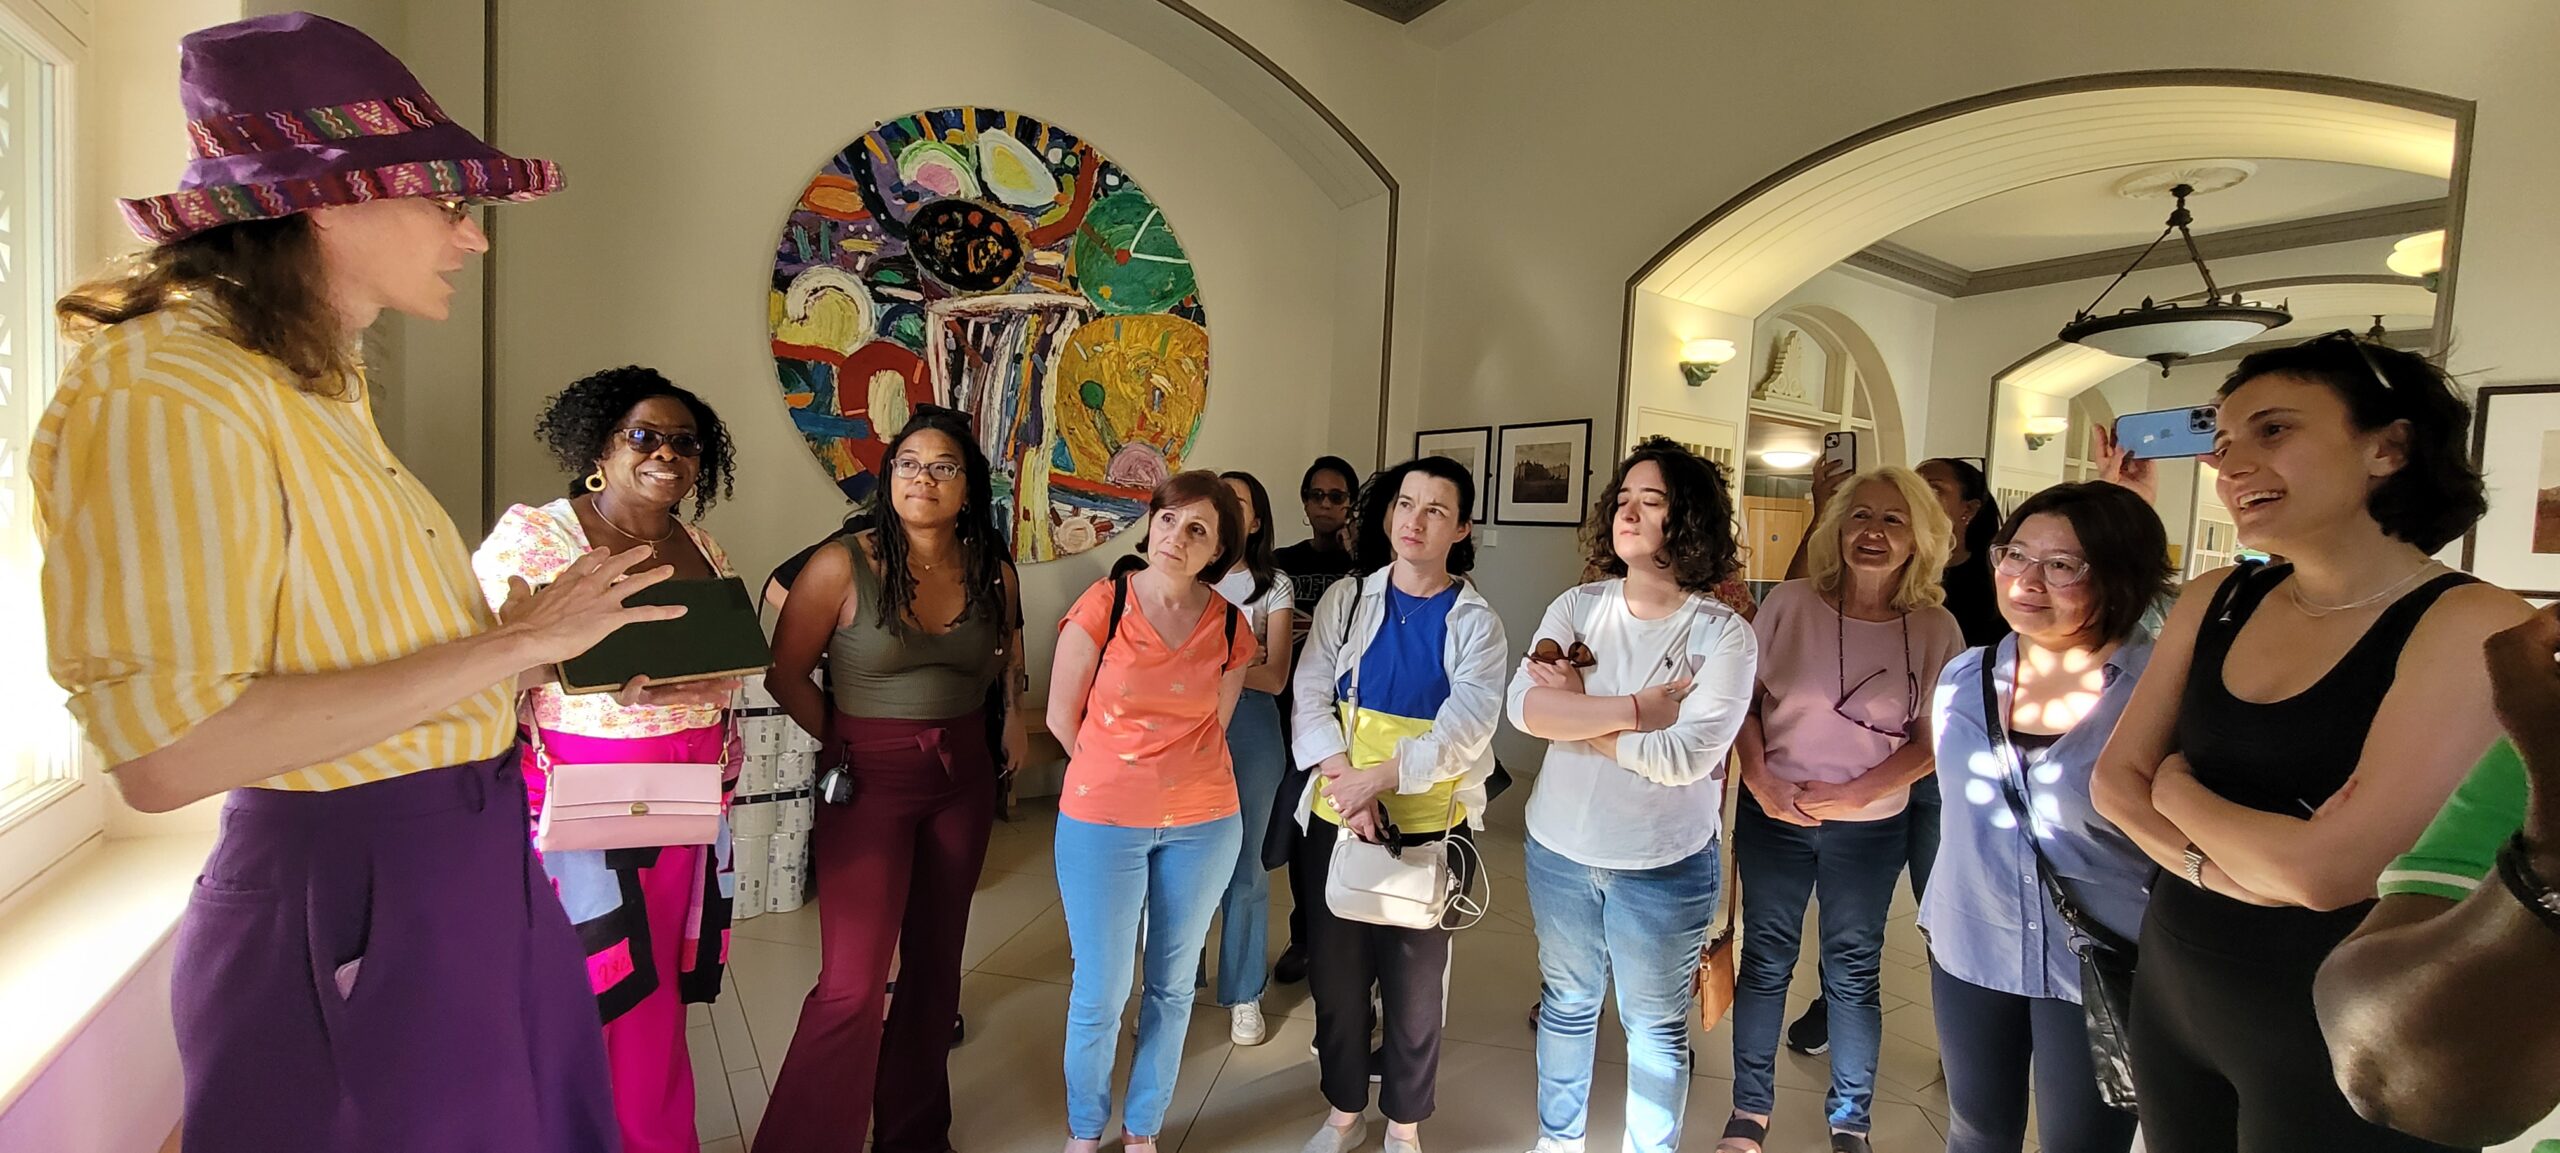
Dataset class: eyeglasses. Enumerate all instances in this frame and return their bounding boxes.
[425,196,481,225]
[1833,610,1917,740]
[890,457,965,482]
[1304,490,1351,507]
[616,427,704,457]
[1990,544,2092,588]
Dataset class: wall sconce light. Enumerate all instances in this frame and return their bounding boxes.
[2022,415,2071,452]
[1681,338,1739,387]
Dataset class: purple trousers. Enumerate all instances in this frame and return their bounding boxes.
[173,750,620,1153]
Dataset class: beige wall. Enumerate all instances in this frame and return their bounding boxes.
[486,0,1414,695]
[1412,0,2560,657]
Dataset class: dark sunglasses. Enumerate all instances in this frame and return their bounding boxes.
[616,427,704,458]
[1304,489,1352,506]
[2312,328,2400,395]
[1529,638,1597,668]
[910,403,977,431]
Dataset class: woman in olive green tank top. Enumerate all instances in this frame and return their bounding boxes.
[757,408,1024,1153]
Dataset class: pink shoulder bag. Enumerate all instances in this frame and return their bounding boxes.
[529,718,733,853]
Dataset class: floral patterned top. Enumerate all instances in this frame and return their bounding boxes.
[472,498,737,739]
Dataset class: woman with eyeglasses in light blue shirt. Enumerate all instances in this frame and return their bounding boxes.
[1922,481,2170,1153]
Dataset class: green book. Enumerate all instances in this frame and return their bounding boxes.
[556,577,774,695]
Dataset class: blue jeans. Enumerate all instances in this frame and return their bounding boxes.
[1526,834,1721,1153]
[1731,800,1909,1133]
[1211,690,1286,1005]
[1904,773,1941,902]
[1055,812,1242,1140]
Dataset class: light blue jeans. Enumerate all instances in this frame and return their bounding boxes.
[1211,690,1287,1006]
[1056,811,1242,1140]
[1526,833,1722,1153]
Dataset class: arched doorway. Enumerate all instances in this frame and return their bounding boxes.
[1613,71,2472,502]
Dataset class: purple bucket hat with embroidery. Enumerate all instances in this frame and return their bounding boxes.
[119,11,562,244]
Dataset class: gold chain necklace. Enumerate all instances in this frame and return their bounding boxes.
[591,498,675,547]
[2288,559,2440,618]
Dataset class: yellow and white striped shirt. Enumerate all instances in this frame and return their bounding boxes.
[34,300,515,790]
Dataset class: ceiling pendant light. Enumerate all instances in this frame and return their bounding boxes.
[2058,183,2291,376]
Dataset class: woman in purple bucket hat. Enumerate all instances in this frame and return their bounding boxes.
[39,12,664,1151]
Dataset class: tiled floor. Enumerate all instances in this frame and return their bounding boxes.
[691,795,1974,1153]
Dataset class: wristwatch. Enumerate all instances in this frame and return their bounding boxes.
[2182,843,2207,888]
[2497,834,2560,938]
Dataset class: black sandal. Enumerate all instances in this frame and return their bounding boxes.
[1830,1132,1871,1153]
[1716,1116,1768,1152]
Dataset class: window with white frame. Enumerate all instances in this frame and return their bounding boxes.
[0,15,73,838]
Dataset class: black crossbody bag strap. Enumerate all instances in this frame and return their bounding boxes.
[1976,650,2137,960]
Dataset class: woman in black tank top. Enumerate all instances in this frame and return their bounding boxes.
[2090,332,2530,1153]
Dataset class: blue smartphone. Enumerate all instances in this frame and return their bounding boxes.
[2115,404,2219,460]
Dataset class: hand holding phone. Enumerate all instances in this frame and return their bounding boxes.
[1822,431,1859,477]
[2115,405,2219,460]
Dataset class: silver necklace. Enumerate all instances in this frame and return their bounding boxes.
[1394,577,1453,623]
[2288,559,2441,618]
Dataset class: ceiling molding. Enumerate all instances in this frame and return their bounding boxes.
[1845,198,2448,298]
[1960,198,2447,297]
[1335,0,1454,21]
[1842,242,1970,297]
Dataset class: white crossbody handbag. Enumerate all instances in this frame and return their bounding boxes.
[1319,596,1488,930]
[1324,789,1483,929]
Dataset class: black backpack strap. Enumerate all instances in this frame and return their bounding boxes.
[1103,573,1130,653]
[1223,597,1241,662]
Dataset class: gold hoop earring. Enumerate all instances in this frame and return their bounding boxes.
[584,471,605,493]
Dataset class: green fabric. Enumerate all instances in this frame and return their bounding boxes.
[2378,739,2529,902]
[826,536,1005,721]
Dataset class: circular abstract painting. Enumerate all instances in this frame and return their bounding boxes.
[769,107,1210,562]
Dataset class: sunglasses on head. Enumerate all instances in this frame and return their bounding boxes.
[2311,328,2401,395]
[615,427,704,458]
[909,403,977,431]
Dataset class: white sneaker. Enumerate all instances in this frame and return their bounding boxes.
[1384,1132,1421,1153]
[1526,1139,1584,1153]
[1231,1000,1269,1046]
[1301,1115,1369,1153]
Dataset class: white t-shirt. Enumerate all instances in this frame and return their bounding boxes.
[1214,567,1296,650]
[1506,581,1758,870]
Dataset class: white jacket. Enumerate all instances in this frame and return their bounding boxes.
[1290,567,1511,831]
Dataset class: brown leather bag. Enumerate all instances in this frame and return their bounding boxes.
[1695,750,1744,1026]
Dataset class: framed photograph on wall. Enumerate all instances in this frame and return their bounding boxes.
[1414,425,1493,522]
[2463,383,2560,598]
[1495,419,1594,526]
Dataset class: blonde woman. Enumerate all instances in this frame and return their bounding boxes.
[1720,466,1965,1153]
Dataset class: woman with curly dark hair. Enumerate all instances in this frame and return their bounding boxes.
[2092,332,2530,1152]
[1504,437,1760,1153]
[757,406,1025,1153]
[471,364,745,1153]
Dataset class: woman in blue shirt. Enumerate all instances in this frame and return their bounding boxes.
[1922,482,2171,1153]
